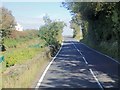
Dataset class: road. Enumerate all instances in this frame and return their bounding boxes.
[36,37,119,89]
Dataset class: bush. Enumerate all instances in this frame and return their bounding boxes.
[99,41,118,60]
[5,47,44,67]
[39,19,65,47]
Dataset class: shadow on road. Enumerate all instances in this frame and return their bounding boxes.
[40,41,97,88]
[40,41,119,89]
[73,41,119,88]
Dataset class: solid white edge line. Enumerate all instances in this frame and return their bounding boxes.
[81,43,120,65]
[72,41,103,89]
[35,42,63,89]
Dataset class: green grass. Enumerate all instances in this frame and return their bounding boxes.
[2,48,51,88]
[98,41,118,60]
[4,47,44,67]
[4,38,18,48]
[2,36,52,88]
[1,30,62,88]
[3,37,46,67]
[81,39,119,61]
[4,37,29,48]
[4,37,41,48]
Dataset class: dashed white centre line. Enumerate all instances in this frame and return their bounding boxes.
[83,57,88,65]
[71,41,104,90]
[89,68,104,90]
[35,39,104,89]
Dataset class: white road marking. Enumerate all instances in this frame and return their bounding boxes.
[83,57,88,65]
[89,69,104,90]
[35,42,63,89]
[81,43,120,64]
[72,41,104,90]
[72,42,88,64]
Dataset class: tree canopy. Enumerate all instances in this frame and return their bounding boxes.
[0,7,16,37]
[39,15,65,47]
[63,2,120,60]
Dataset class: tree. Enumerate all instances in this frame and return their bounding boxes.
[0,7,16,37]
[63,2,120,59]
[0,7,16,51]
[43,14,52,26]
[39,15,65,47]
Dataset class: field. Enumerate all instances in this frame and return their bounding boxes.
[1,30,53,88]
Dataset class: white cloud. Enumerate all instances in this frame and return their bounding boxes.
[62,26,73,36]
[35,13,47,18]
[16,16,45,29]
[62,18,73,36]
[2,0,65,2]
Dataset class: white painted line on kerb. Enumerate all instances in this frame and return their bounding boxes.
[35,42,63,89]
[72,41,103,90]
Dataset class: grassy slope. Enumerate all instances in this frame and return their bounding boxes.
[1,35,52,88]
[2,48,51,88]
[80,38,119,62]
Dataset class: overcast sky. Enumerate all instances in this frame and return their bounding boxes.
[2,2,73,36]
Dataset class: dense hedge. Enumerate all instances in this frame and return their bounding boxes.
[63,2,120,60]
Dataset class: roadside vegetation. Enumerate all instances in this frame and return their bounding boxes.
[0,7,65,88]
[63,2,120,61]
[70,19,82,41]
[39,15,65,54]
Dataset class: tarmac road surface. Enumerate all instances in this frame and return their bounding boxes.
[36,36,119,90]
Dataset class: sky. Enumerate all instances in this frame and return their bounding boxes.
[2,2,73,36]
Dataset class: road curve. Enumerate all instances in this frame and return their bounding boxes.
[36,37,119,90]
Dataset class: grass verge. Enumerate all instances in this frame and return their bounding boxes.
[80,39,119,62]
[2,47,51,88]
